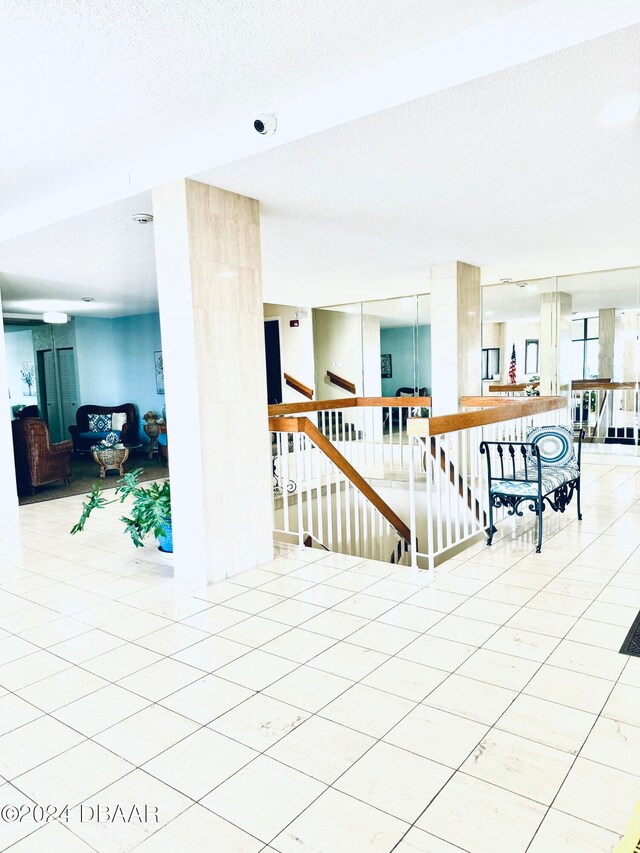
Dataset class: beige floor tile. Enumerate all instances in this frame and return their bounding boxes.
[334,592,396,619]
[19,616,91,647]
[202,755,324,843]
[461,728,573,805]
[81,643,162,680]
[180,604,248,633]
[0,782,41,849]
[266,716,374,784]
[602,682,640,727]
[456,648,540,691]
[293,583,352,607]
[320,683,415,737]
[565,618,629,650]
[335,741,452,822]
[347,620,419,654]
[362,657,447,701]
[476,581,535,606]
[0,649,71,690]
[7,822,95,852]
[15,739,133,807]
[94,704,198,765]
[393,827,463,851]
[364,577,422,602]
[620,656,640,688]
[198,588,283,616]
[545,639,627,680]
[527,590,590,617]
[302,609,368,639]
[49,628,126,662]
[377,602,444,632]
[219,614,290,647]
[257,598,324,627]
[159,673,254,724]
[583,600,639,627]
[136,804,263,853]
[117,657,204,701]
[264,664,352,712]
[506,606,577,638]
[309,640,388,680]
[71,769,192,852]
[453,597,520,625]
[143,727,257,799]
[496,693,596,754]
[0,715,84,779]
[428,614,498,647]
[553,757,640,834]
[272,787,408,853]
[209,694,309,751]
[0,693,43,735]
[423,674,517,725]
[171,634,251,670]
[259,627,335,663]
[404,588,469,613]
[527,808,622,852]
[524,664,614,713]
[384,703,488,768]
[580,715,640,776]
[52,683,150,736]
[417,773,546,853]
[215,649,298,691]
[134,622,210,654]
[484,626,560,663]
[17,666,108,712]
[398,634,475,671]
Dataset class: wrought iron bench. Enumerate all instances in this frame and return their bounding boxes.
[480,425,584,553]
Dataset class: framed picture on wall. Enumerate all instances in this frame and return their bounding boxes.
[154,351,164,395]
[525,339,539,374]
[381,353,392,379]
[20,362,36,396]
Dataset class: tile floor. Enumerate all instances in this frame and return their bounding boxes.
[0,460,639,851]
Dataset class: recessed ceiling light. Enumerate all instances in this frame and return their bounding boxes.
[599,93,640,126]
[132,213,154,224]
[43,311,68,324]
[81,297,94,303]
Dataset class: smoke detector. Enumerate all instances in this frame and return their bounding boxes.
[132,213,153,224]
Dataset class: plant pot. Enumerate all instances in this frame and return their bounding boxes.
[157,522,173,553]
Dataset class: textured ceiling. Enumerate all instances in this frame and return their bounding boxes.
[0,0,530,217]
[199,25,640,306]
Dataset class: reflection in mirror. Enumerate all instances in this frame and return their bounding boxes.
[312,303,363,400]
[362,296,420,398]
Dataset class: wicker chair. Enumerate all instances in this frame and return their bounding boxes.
[12,418,72,495]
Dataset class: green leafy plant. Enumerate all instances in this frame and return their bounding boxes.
[71,470,171,548]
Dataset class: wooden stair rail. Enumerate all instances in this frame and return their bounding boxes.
[283,373,313,400]
[326,371,356,395]
[269,395,432,416]
[269,415,412,544]
[408,396,567,437]
[488,381,539,393]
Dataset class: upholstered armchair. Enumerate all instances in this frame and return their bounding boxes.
[69,403,138,453]
[12,418,72,495]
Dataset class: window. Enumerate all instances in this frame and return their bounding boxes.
[482,348,500,380]
[571,317,599,379]
[525,339,539,374]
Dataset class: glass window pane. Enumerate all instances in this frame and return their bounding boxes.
[584,339,599,379]
[488,349,499,379]
[586,317,599,339]
[571,319,584,341]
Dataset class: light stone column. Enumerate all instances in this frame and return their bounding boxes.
[430,261,481,415]
[598,307,615,379]
[153,179,273,587]
[539,291,572,396]
[0,308,19,536]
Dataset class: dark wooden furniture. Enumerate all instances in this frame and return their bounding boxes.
[69,403,138,453]
[12,418,72,495]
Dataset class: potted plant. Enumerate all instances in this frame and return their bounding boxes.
[71,469,172,552]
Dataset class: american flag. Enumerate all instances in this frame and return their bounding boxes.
[508,344,517,384]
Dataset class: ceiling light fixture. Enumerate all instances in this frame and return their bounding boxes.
[43,311,68,324]
[132,213,154,224]
[599,93,640,126]
[81,297,94,303]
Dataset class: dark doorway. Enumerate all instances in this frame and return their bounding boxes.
[264,319,283,405]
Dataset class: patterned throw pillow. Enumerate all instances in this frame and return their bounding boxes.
[87,413,112,432]
[527,425,575,467]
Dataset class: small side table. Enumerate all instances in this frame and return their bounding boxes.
[92,446,131,479]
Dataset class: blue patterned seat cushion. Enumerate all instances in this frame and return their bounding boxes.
[491,462,580,498]
[527,425,575,467]
[87,413,112,432]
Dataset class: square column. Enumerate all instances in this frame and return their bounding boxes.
[0,311,19,536]
[539,291,572,395]
[430,261,481,414]
[153,179,273,587]
[598,307,615,379]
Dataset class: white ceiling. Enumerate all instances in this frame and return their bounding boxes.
[0,7,638,319]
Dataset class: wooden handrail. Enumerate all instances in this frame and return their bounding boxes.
[488,382,539,392]
[284,373,313,400]
[326,371,356,394]
[571,381,639,390]
[408,396,567,437]
[462,396,527,407]
[268,396,432,416]
[269,415,411,543]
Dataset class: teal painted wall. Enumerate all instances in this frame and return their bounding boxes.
[380,325,431,396]
[75,313,164,443]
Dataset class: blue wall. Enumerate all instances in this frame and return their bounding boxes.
[75,313,164,443]
[380,325,431,396]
